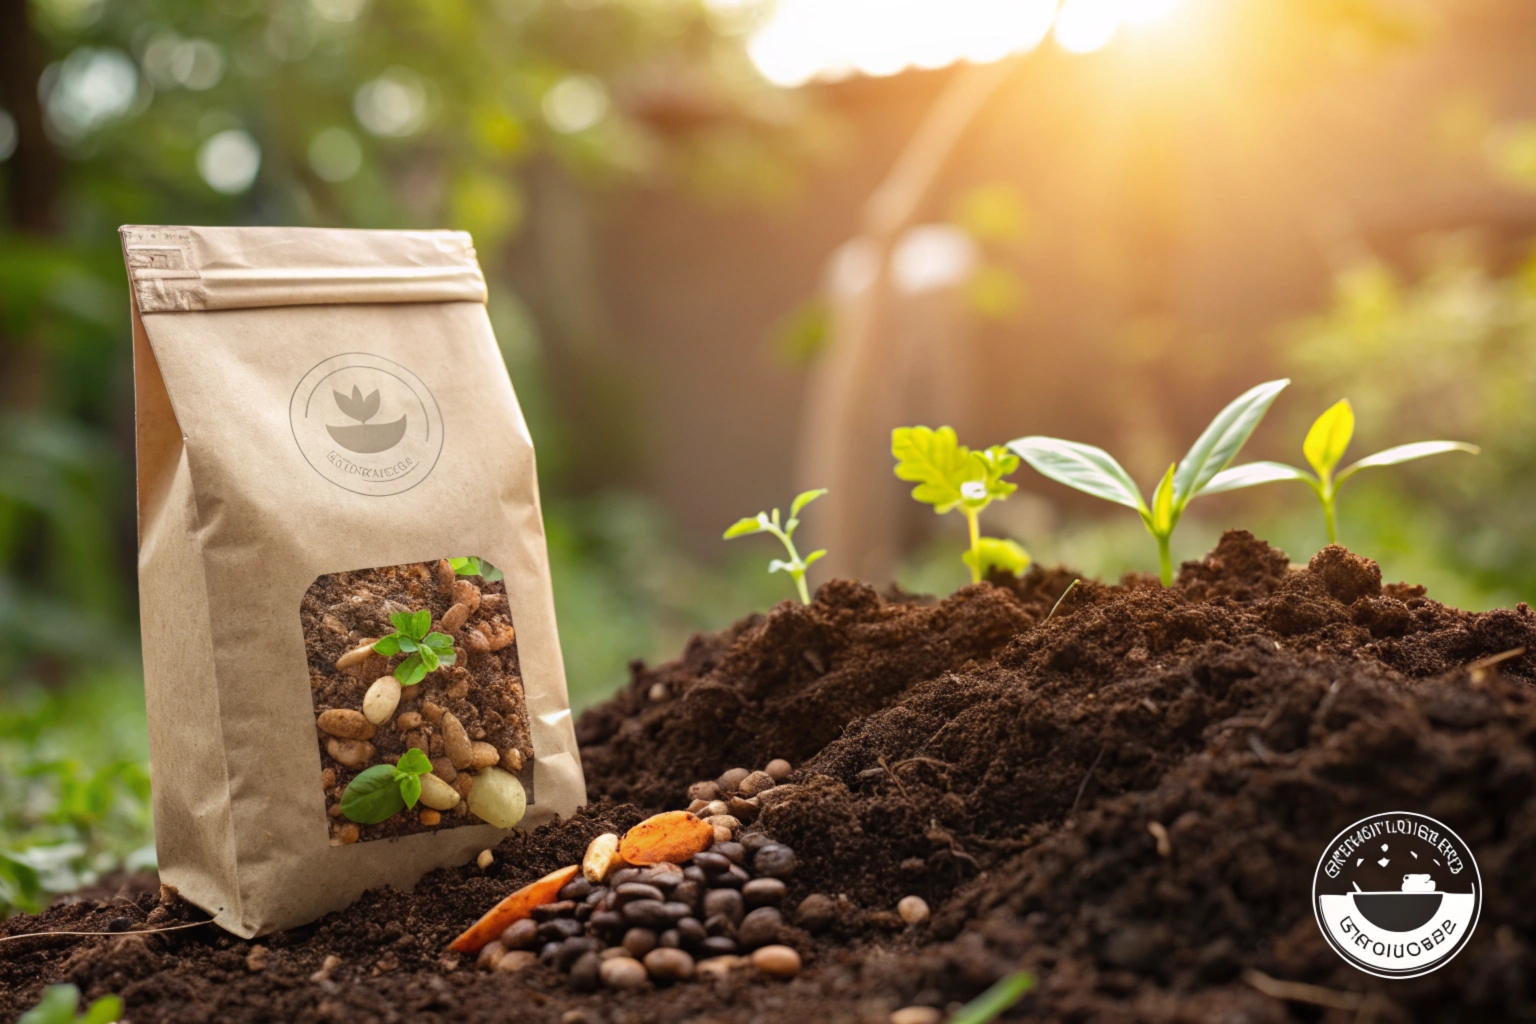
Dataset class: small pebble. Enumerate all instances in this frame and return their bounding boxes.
[644,946,695,981]
[743,877,787,907]
[500,918,538,949]
[765,758,792,781]
[897,895,930,926]
[495,950,538,973]
[728,796,760,822]
[477,849,494,870]
[737,771,775,797]
[890,1008,943,1024]
[599,956,649,991]
[418,809,441,826]
[107,917,133,934]
[717,767,751,793]
[688,780,721,803]
[648,682,670,702]
[703,800,730,818]
[795,893,836,932]
[713,825,734,844]
[704,814,741,832]
[477,941,506,970]
[754,843,798,878]
[687,798,709,814]
[751,944,801,979]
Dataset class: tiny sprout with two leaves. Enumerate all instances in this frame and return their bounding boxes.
[373,609,457,687]
[339,747,434,824]
[1010,379,1289,587]
[1202,398,1479,544]
[18,984,122,1024]
[892,426,1030,583]
[450,556,503,582]
[724,489,828,604]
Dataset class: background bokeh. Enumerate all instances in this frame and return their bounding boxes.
[3,0,1535,912]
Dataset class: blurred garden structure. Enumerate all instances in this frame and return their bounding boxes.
[4,0,1536,907]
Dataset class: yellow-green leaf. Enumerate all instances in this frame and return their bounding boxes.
[723,515,767,540]
[1151,463,1176,534]
[962,537,1031,578]
[892,425,972,514]
[1303,399,1354,477]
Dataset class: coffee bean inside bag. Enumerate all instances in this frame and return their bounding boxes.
[122,225,584,937]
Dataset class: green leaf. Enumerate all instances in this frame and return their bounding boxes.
[395,654,428,687]
[1150,463,1177,534]
[892,425,973,514]
[448,556,475,574]
[969,446,1019,506]
[482,563,504,582]
[419,644,440,673]
[18,983,81,1024]
[949,971,1035,1024]
[1172,378,1288,507]
[1201,460,1316,495]
[396,747,432,776]
[422,632,455,652]
[962,537,1031,577]
[1008,436,1144,510]
[396,636,419,654]
[372,634,402,657]
[397,773,421,809]
[80,995,124,1024]
[723,514,768,540]
[803,549,826,567]
[388,611,414,633]
[789,488,827,517]
[1303,399,1354,478]
[1337,441,1480,483]
[340,764,407,824]
[408,609,432,640]
[0,850,43,914]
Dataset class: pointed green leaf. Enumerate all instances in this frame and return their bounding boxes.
[803,549,826,567]
[1201,460,1316,495]
[962,537,1031,577]
[371,634,402,657]
[1173,378,1289,506]
[396,747,432,776]
[398,773,421,809]
[723,515,768,540]
[1336,441,1480,484]
[1008,436,1145,511]
[892,425,972,514]
[408,609,432,640]
[395,654,428,687]
[1303,399,1355,477]
[790,488,828,517]
[340,764,407,824]
[389,611,414,633]
[949,971,1036,1024]
[81,994,124,1024]
[419,644,439,673]
[1151,463,1177,534]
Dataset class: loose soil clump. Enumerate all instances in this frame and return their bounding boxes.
[5,532,1536,1022]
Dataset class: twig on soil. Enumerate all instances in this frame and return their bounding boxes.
[1241,968,1364,1011]
[877,755,912,801]
[1467,646,1525,681]
[1043,579,1081,624]
[0,919,213,945]
[1068,746,1107,818]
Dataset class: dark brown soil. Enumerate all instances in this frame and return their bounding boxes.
[303,559,532,842]
[5,532,1536,1023]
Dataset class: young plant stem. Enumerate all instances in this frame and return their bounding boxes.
[766,516,812,605]
[1156,533,1173,588]
[963,507,982,584]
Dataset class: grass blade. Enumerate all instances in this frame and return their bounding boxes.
[950,971,1036,1024]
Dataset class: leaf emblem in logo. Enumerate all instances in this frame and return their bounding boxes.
[329,385,407,453]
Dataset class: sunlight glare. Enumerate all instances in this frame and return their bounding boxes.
[1054,0,1121,54]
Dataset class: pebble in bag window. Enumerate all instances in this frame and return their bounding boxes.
[122,225,585,937]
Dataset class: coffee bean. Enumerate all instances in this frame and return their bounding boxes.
[622,928,658,957]
[737,907,783,949]
[499,918,539,950]
[671,880,702,909]
[897,895,930,926]
[713,841,746,865]
[570,951,601,992]
[644,947,695,981]
[555,936,600,971]
[584,887,608,907]
[677,917,707,944]
[611,867,642,886]
[538,941,562,966]
[495,950,538,974]
[558,877,593,902]
[700,935,739,956]
[575,904,592,922]
[659,928,681,948]
[683,865,707,884]
[538,917,584,942]
[743,878,787,907]
[615,882,666,905]
[754,844,798,878]
[108,917,132,933]
[703,888,745,924]
[588,910,624,933]
[795,894,836,933]
[662,901,693,921]
[728,796,759,822]
[751,944,801,979]
[704,914,738,938]
[716,767,751,793]
[643,863,684,889]
[532,900,577,922]
[739,832,773,853]
[476,940,506,970]
[716,865,751,889]
[693,851,731,874]
[599,956,648,991]
[737,771,775,797]
[765,758,792,781]
[622,899,673,928]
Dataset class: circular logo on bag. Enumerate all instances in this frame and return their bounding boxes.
[289,353,444,496]
[1314,812,1480,978]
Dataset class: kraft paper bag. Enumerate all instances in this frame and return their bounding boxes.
[121,225,585,937]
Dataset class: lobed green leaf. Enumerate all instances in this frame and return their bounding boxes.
[892,425,973,514]
[1174,378,1288,506]
[1303,398,1354,477]
[1008,436,1144,510]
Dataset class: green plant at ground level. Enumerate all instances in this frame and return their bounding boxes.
[450,557,504,582]
[19,984,122,1024]
[723,490,828,605]
[339,748,434,825]
[1203,398,1478,544]
[892,426,1029,584]
[373,610,458,687]
[1011,379,1288,586]
[950,971,1036,1024]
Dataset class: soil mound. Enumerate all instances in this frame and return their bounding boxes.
[5,531,1535,1023]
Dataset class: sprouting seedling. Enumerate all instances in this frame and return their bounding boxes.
[949,971,1035,1024]
[1201,398,1479,544]
[373,609,457,686]
[334,385,381,423]
[339,748,434,824]
[723,489,828,605]
[1010,379,1289,587]
[892,426,1030,584]
[449,556,504,582]
[17,985,122,1024]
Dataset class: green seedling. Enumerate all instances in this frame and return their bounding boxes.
[1010,379,1288,586]
[339,747,434,825]
[892,426,1030,584]
[950,970,1036,1024]
[449,556,503,582]
[1202,398,1479,544]
[373,609,457,687]
[724,489,828,605]
[18,984,122,1024]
